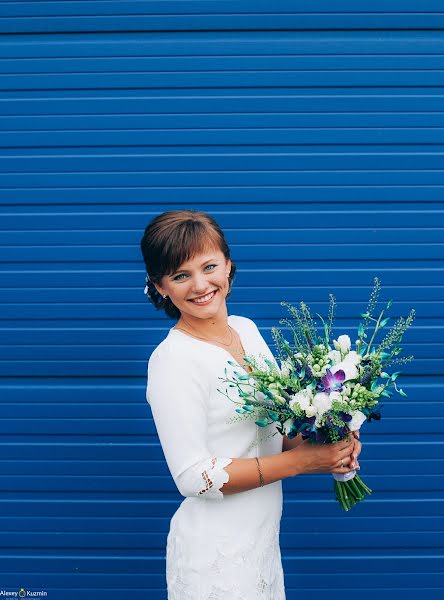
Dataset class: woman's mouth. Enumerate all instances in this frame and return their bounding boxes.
[188,290,217,305]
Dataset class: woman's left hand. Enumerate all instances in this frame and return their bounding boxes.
[350,430,362,469]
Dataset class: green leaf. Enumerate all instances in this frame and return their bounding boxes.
[391,371,402,380]
[381,390,391,397]
[380,317,390,328]
[380,372,390,379]
[227,361,238,366]
[316,312,330,345]
[380,352,391,359]
[267,410,280,421]
[360,312,370,318]
[399,389,408,398]
[358,323,365,337]
[387,299,393,309]
[264,358,275,371]
[255,419,269,427]
[235,408,245,414]
[243,405,255,412]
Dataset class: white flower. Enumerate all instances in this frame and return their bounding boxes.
[333,335,351,354]
[330,360,358,382]
[312,392,333,416]
[342,384,352,397]
[283,418,293,435]
[348,410,367,431]
[330,350,361,383]
[289,387,316,417]
[345,350,362,365]
[327,349,342,365]
[279,359,292,378]
[329,391,343,404]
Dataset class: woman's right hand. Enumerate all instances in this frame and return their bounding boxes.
[288,434,357,475]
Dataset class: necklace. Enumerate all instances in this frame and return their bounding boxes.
[174,325,251,371]
[174,325,233,348]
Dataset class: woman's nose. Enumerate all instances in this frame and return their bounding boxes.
[190,274,210,293]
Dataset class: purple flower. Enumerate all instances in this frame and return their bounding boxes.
[338,411,353,422]
[318,368,346,393]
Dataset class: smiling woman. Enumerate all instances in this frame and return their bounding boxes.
[140,210,237,321]
[139,210,360,599]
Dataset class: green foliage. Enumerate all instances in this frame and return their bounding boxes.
[363,276,382,335]
[375,309,416,354]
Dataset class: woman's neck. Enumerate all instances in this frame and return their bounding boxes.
[175,312,230,341]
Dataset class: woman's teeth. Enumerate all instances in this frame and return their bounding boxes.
[190,290,216,304]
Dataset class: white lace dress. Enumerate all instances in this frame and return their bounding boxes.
[146,314,286,600]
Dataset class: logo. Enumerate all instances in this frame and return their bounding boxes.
[0,590,48,597]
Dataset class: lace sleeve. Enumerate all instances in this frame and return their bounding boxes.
[147,345,232,501]
[187,456,233,500]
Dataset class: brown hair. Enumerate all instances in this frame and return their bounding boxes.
[140,210,237,319]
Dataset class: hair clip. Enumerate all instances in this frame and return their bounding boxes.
[144,274,150,296]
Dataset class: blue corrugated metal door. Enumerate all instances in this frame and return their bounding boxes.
[1,2,443,599]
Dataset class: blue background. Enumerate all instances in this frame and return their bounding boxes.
[1,2,443,598]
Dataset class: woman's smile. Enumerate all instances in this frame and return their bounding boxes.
[188,289,218,305]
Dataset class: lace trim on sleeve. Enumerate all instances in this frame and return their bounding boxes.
[196,457,233,500]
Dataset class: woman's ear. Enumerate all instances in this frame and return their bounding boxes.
[153,276,167,297]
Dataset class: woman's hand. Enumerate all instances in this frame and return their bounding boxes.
[350,430,362,471]
[287,433,358,476]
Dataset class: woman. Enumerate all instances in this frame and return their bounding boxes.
[140,209,361,599]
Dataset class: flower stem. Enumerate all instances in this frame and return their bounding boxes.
[364,309,384,358]
[333,474,372,512]
[354,473,373,495]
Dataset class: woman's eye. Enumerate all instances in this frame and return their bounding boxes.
[173,264,217,281]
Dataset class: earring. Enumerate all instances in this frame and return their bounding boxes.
[163,294,167,299]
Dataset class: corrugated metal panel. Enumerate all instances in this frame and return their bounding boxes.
[1,2,443,598]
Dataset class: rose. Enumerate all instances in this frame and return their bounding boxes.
[348,410,367,431]
[327,349,342,365]
[312,392,333,416]
[289,387,317,417]
[333,334,351,354]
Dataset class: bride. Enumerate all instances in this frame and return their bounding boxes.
[140,209,361,599]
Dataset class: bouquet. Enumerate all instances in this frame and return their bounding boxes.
[218,277,415,511]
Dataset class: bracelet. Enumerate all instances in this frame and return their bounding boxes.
[255,457,265,487]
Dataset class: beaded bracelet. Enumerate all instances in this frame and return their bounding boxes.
[255,457,265,487]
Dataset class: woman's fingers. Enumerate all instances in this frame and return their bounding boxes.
[352,438,362,459]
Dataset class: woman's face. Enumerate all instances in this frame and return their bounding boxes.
[154,247,232,320]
